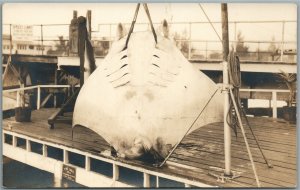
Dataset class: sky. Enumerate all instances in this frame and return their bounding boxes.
[2,3,297,51]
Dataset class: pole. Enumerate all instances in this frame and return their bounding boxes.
[87,10,92,40]
[41,25,44,55]
[280,21,285,62]
[78,16,87,87]
[37,86,41,110]
[54,69,57,108]
[9,24,12,55]
[221,3,231,176]
[221,4,229,61]
[234,22,237,51]
[223,61,231,176]
[84,10,94,81]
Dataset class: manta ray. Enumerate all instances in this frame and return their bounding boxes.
[73,20,224,162]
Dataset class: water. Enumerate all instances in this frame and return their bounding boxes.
[3,157,185,188]
[3,157,85,188]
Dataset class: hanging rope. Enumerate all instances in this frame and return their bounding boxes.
[226,51,241,136]
[123,3,140,51]
[143,3,158,44]
[123,3,157,51]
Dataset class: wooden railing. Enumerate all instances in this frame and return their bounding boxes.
[3,84,79,110]
[3,20,297,63]
[240,88,291,118]
[3,85,293,119]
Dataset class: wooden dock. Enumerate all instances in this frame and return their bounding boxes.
[2,108,296,188]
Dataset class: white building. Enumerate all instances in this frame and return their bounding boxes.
[2,34,52,55]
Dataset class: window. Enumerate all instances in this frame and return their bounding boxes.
[17,44,27,50]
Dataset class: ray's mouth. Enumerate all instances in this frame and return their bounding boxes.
[111,138,172,165]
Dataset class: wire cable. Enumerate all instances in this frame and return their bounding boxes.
[158,88,220,167]
[198,4,223,43]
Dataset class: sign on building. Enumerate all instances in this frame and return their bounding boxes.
[12,25,33,41]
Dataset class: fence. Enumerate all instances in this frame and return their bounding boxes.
[239,88,291,118]
[3,84,291,119]
[2,20,297,62]
[3,85,77,110]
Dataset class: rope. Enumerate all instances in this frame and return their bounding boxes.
[226,51,240,136]
[123,3,140,51]
[229,88,261,187]
[198,4,222,43]
[143,4,157,44]
[123,3,158,51]
[227,51,272,168]
[158,88,220,167]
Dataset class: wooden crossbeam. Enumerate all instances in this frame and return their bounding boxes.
[48,88,80,129]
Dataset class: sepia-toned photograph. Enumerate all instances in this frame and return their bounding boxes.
[2,3,297,188]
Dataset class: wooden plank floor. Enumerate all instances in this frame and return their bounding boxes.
[2,108,296,188]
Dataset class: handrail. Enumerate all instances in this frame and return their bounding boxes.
[3,20,297,26]
[2,85,73,93]
[2,85,294,118]
[3,19,297,62]
[3,84,79,93]
[240,89,290,93]
[3,85,291,94]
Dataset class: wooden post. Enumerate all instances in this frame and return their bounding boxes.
[223,61,231,176]
[69,10,79,55]
[280,21,285,62]
[272,91,277,118]
[63,149,69,164]
[53,177,62,187]
[113,163,119,181]
[26,139,31,152]
[234,22,237,51]
[37,86,41,110]
[16,91,20,107]
[78,16,87,87]
[12,136,17,147]
[156,176,159,187]
[143,173,150,187]
[84,10,94,81]
[85,156,91,171]
[54,70,57,108]
[86,10,92,40]
[9,24,12,55]
[221,4,229,62]
[43,144,48,157]
[41,25,44,55]
[185,183,191,187]
[221,3,231,176]
[257,42,260,61]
